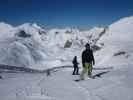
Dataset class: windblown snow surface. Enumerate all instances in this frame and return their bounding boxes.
[0,16,133,100]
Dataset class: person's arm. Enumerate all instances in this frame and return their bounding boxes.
[82,51,85,67]
[72,57,76,65]
[92,51,95,65]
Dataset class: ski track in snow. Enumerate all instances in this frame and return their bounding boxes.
[0,66,133,100]
[0,68,105,100]
[0,73,53,100]
[37,68,114,100]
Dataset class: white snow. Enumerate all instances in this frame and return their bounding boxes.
[0,22,14,38]
[0,15,133,100]
[0,66,133,100]
[96,16,133,68]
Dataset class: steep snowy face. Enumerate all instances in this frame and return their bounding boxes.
[98,16,133,45]
[15,23,46,35]
[0,23,50,68]
[85,27,106,43]
[96,16,133,67]
[46,28,87,49]
[14,23,46,43]
[80,27,107,52]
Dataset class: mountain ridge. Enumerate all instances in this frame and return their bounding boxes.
[0,16,132,70]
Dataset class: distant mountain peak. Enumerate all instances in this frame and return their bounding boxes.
[0,22,13,29]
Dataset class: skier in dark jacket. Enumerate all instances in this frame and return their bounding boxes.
[80,43,95,80]
[72,56,79,75]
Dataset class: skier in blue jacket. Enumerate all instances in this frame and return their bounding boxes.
[72,56,79,75]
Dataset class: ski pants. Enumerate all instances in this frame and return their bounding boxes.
[80,63,92,80]
[73,65,79,75]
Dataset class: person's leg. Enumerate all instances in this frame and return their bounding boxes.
[75,65,79,75]
[88,63,92,77]
[80,63,89,80]
[76,67,79,75]
[86,63,89,76]
[80,67,86,80]
[72,65,76,75]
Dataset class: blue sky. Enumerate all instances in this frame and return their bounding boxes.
[0,0,133,28]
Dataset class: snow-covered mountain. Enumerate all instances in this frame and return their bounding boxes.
[0,23,49,69]
[96,16,133,68]
[0,22,106,69]
[0,16,133,100]
[0,16,133,70]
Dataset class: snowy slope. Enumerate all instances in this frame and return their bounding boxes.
[96,16,133,68]
[0,67,133,100]
[0,23,49,68]
[0,16,133,100]
[98,16,133,44]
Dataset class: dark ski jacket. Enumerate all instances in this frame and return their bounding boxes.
[72,56,79,66]
[82,49,95,66]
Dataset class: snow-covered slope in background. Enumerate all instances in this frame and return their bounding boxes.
[0,23,53,69]
[83,27,107,44]
[96,16,133,68]
[0,16,133,70]
[0,23,98,69]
